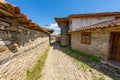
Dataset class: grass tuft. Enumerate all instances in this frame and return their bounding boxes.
[68,48,102,62]
[26,47,50,80]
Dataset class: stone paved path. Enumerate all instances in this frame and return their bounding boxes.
[40,43,112,80]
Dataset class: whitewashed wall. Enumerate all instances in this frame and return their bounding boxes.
[69,16,115,31]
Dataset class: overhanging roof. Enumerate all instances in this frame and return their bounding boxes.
[0,1,50,34]
[0,8,15,17]
[68,19,120,34]
[55,12,120,27]
[54,17,69,27]
[68,12,120,18]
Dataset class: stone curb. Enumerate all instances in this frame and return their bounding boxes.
[101,60,120,70]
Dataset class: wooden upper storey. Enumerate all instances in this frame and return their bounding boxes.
[55,12,120,33]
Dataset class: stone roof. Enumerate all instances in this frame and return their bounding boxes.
[0,1,50,34]
[68,19,120,33]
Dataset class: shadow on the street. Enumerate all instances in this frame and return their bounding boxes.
[51,41,120,80]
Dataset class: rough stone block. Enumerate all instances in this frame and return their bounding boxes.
[61,35,69,46]
[0,25,5,30]
[18,28,23,33]
[0,41,11,46]
[0,21,10,26]
[0,46,7,52]
[0,30,8,38]
[5,26,17,31]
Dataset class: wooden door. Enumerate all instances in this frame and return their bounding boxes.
[111,32,120,61]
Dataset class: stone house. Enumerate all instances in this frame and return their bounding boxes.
[55,12,120,61]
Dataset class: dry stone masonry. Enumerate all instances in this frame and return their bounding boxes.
[0,1,50,80]
[71,27,120,60]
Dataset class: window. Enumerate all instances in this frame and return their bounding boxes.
[81,32,91,45]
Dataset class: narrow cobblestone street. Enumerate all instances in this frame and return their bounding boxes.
[40,42,113,80]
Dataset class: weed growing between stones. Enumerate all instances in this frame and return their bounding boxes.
[72,54,107,80]
[68,48,102,62]
[26,47,50,80]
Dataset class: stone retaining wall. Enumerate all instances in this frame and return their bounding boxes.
[0,2,50,79]
[0,39,49,80]
[0,20,50,80]
[0,20,49,62]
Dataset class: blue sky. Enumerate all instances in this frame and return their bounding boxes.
[6,0,120,34]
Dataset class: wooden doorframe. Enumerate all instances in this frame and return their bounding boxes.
[108,32,120,60]
[108,32,114,60]
[68,34,71,48]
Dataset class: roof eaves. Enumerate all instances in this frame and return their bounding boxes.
[0,8,15,17]
[55,17,69,26]
[67,19,120,34]
[68,12,120,19]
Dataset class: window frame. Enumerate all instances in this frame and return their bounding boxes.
[81,32,91,45]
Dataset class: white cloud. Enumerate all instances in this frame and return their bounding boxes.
[0,0,6,2]
[49,23,60,31]
[49,23,60,34]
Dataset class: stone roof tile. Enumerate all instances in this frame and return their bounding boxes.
[0,1,50,34]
